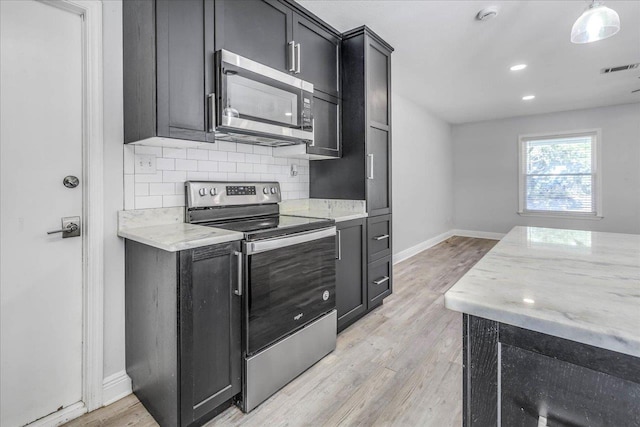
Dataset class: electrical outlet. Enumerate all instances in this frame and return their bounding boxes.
[135,154,156,174]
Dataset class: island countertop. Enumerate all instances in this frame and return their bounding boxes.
[444,226,640,358]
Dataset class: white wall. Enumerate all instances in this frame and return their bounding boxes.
[392,91,453,256]
[452,103,640,235]
[102,0,126,384]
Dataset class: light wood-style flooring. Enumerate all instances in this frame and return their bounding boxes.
[65,236,497,427]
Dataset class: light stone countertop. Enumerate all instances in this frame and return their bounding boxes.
[118,223,243,252]
[279,199,367,222]
[285,209,368,222]
[444,226,640,358]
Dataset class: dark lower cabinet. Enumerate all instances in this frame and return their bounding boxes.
[367,256,392,308]
[367,215,391,262]
[463,315,640,427]
[336,219,366,332]
[125,240,241,427]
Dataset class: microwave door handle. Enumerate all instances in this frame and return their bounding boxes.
[309,118,315,147]
[288,41,296,73]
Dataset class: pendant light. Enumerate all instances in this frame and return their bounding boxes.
[571,1,620,44]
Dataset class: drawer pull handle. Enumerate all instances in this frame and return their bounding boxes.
[373,276,389,285]
[537,416,548,427]
[373,234,389,241]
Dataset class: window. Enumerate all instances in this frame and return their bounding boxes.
[518,130,601,218]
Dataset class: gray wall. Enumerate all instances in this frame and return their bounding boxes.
[452,103,640,234]
[392,91,453,255]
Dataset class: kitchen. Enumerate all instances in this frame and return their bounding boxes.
[2,1,640,425]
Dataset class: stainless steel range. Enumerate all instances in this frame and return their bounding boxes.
[185,181,337,413]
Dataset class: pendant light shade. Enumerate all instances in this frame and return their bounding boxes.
[571,1,620,44]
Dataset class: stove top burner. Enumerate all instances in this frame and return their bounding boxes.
[202,215,334,241]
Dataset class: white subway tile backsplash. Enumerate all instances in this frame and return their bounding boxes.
[149,183,176,196]
[218,162,236,172]
[125,141,309,209]
[163,170,187,182]
[187,171,209,180]
[135,171,163,183]
[156,158,175,170]
[175,159,198,171]
[237,163,253,173]
[163,195,184,208]
[135,183,149,196]
[163,147,187,159]
[197,160,218,172]
[135,195,163,209]
[187,148,209,160]
[227,152,245,163]
[208,151,228,162]
[236,144,253,153]
[135,145,163,156]
[216,141,237,152]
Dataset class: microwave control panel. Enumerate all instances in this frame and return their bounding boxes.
[302,97,312,129]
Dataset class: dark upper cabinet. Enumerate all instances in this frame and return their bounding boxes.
[310,26,393,213]
[125,240,241,427]
[336,218,366,331]
[214,0,292,72]
[179,243,241,426]
[308,91,341,158]
[123,0,214,144]
[291,12,340,97]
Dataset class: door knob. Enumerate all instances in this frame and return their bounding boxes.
[47,216,81,238]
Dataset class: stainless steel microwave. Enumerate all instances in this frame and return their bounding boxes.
[210,50,314,147]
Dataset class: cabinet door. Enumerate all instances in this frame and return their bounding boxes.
[336,219,366,331]
[367,215,391,263]
[292,13,339,97]
[180,242,241,426]
[366,126,391,216]
[308,91,340,158]
[156,0,214,142]
[215,0,292,72]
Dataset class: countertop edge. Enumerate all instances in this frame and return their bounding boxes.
[444,293,640,359]
[117,227,244,252]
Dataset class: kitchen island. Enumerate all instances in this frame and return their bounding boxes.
[445,226,640,427]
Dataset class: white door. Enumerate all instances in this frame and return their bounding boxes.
[1,1,85,426]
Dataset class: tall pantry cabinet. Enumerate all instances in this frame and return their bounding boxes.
[311,26,394,329]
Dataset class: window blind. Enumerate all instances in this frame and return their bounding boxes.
[521,134,596,214]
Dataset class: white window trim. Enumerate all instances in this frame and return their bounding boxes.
[517,128,603,219]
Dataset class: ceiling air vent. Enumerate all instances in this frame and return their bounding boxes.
[601,63,640,74]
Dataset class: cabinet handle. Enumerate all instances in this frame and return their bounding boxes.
[373,234,389,241]
[373,276,389,285]
[207,93,215,132]
[234,251,243,296]
[295,43,301,74]
[367,154,374,179]
[537,416,548,427]
[336,230,342,260]
[288,41,296,72]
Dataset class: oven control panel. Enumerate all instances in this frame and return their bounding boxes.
[226,185,256,196]
[186,181,281,208]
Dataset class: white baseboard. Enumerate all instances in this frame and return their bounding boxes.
[393,229,504,265]
[102,370,132,406]
[393,230,454,265]
[450,229,505,240]
[27,402,87,427]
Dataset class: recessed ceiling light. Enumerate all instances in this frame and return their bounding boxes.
[523,298,535,304]
[510,64,527,71]
[522,95,536,101]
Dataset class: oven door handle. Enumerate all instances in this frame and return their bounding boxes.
[245,227,336,255]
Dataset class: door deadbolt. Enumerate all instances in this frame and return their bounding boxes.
[63,175,79,188]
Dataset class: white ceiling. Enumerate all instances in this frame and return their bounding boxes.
[298,0,640,123]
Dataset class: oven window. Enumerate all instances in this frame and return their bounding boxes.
[246,236,335,355]
[225,74,299,127]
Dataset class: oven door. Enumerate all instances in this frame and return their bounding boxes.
[216,50,313,144]
[244,227,336,356]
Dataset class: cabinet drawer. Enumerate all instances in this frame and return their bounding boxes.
[367,256,392,308]
[501,344,640,427]
[367,215,391,262]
